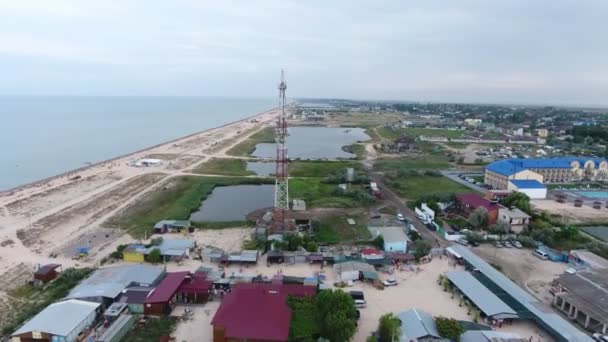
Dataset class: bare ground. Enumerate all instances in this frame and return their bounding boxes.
[17,173,166,250]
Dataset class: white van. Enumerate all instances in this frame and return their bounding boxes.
[533,249,549,260]
[354,299,367,308]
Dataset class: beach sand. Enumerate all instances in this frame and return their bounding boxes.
[0,109,279,296]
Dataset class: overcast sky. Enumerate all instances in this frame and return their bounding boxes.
[1,0,607,106]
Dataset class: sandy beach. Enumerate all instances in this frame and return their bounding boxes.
[0,108,279,296]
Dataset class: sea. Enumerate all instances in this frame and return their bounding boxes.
[0,96,276,191]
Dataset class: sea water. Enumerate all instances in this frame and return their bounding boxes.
[0,96,275,190]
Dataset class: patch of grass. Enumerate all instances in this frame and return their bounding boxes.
[290,178,370,208]
[289,296,320,341]
[344,143,367,159]
[2,268,93,335]
[190,158,255,176]
[376,127,466,140]
[315,215,370,244]
[290,161,362,178]
[444,142,468,149]
[124,317,177,342]
[106,176,272,238]
[374,157,450,171]
[226,127,275,156]
[471,175,484,183]
[387,175,473,202]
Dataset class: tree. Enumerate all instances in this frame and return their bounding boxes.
[488,221,509,237]
[147,248,163,263]
[372,235,385,250]
[377,313,402,342]
[316,290,357,342]
[435,316,464,342]
[467,207,489,230]
[414,240,431,261]
[503,192,532,214]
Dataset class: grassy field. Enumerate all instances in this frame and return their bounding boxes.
[226,127,275,156]
[190,158,255,176]
[374,156,451,171]
[376,127,466,140]
[290,178,364,208]
[345,143,366,159]
[388,174,473,201]
[105,176,272,237]
[290,160,362,178]
[315,215,370,244]
[2,268,93,335]
[124,317,177,342]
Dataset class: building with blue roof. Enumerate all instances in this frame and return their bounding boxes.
[485,157,608,190]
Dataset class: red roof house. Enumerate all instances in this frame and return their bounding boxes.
[144,271,188,315]
[456,193,501,224]
[211,283,316,342]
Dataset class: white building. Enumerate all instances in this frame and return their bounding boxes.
[508,179,547,199]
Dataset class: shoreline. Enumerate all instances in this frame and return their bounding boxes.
[0,107,277,196]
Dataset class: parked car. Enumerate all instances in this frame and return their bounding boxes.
[354,299,367,308]
[511,240,523,248]
[533,249,549,260]
[494,241,503,248]
[502,241,513,248]
[382,279,398,287]
[397,213,405,221]
[456,238,469,246]
[469,240,480,247]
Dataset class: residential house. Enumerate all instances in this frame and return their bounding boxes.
[153,220,191,234]
[456,193,501,224]
[498,207,530,234]
[368,226,410,253]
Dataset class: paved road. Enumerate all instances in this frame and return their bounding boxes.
[441,170,487,193]
[369,172,448,248]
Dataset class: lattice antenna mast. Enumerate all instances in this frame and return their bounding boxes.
[273,70,290,231]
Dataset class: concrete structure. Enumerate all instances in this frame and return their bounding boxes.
[456,193,501,224]
[460,330,525,342]
[211,284,316,342]
[553,270,608,334]
[508,179,547,199]
[397,309,446,341]
[485,157,608,190]
[153,220,191,233]
[66,265,164,306]
[450,245,593,342]
[445,272,518,321]
[368,226,410,253]
[11,299,100,342]
[498,207,531,234]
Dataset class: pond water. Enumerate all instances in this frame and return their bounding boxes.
[189,184,274,222]
[246,161,275,176]
[252,127,369,159]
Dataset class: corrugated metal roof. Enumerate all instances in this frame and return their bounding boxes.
[145,272,188,304]
[461,330,524,342]
[397,308,442,341]
[67,265,164,300]
[445,271,517,319]
[450,245,593,342]
[13,299,100,337]
[487,157,607,177]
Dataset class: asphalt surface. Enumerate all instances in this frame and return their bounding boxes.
[441,170,487,193]
[369,172,448,248]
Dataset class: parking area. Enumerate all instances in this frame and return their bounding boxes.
[441,171,488,193]
[472,244,569,305]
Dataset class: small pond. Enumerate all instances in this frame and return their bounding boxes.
[252,127,369,159]
[189,184,274,222]
[246,161,275,176]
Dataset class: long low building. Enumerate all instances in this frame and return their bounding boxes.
[446,271,518,321]
[485,157,608,190]
[450,245,593,342]
[12,299,100,342]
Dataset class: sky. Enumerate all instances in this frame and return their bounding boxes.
[1,0,607,106]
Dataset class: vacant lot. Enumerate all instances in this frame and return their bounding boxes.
[105,176,272,237]
[374,155,451,172]
[388,174,473,201]
[290,178,369,208]
[226,127,275,156]
[315,214,370,244]
[290,160,362,178]
[190,158,255,176]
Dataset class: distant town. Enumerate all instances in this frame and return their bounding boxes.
[2,96,608,342]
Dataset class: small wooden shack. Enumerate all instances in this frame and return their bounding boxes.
[34,264,62,284]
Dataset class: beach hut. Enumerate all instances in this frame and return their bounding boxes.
[34,264,62,284]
